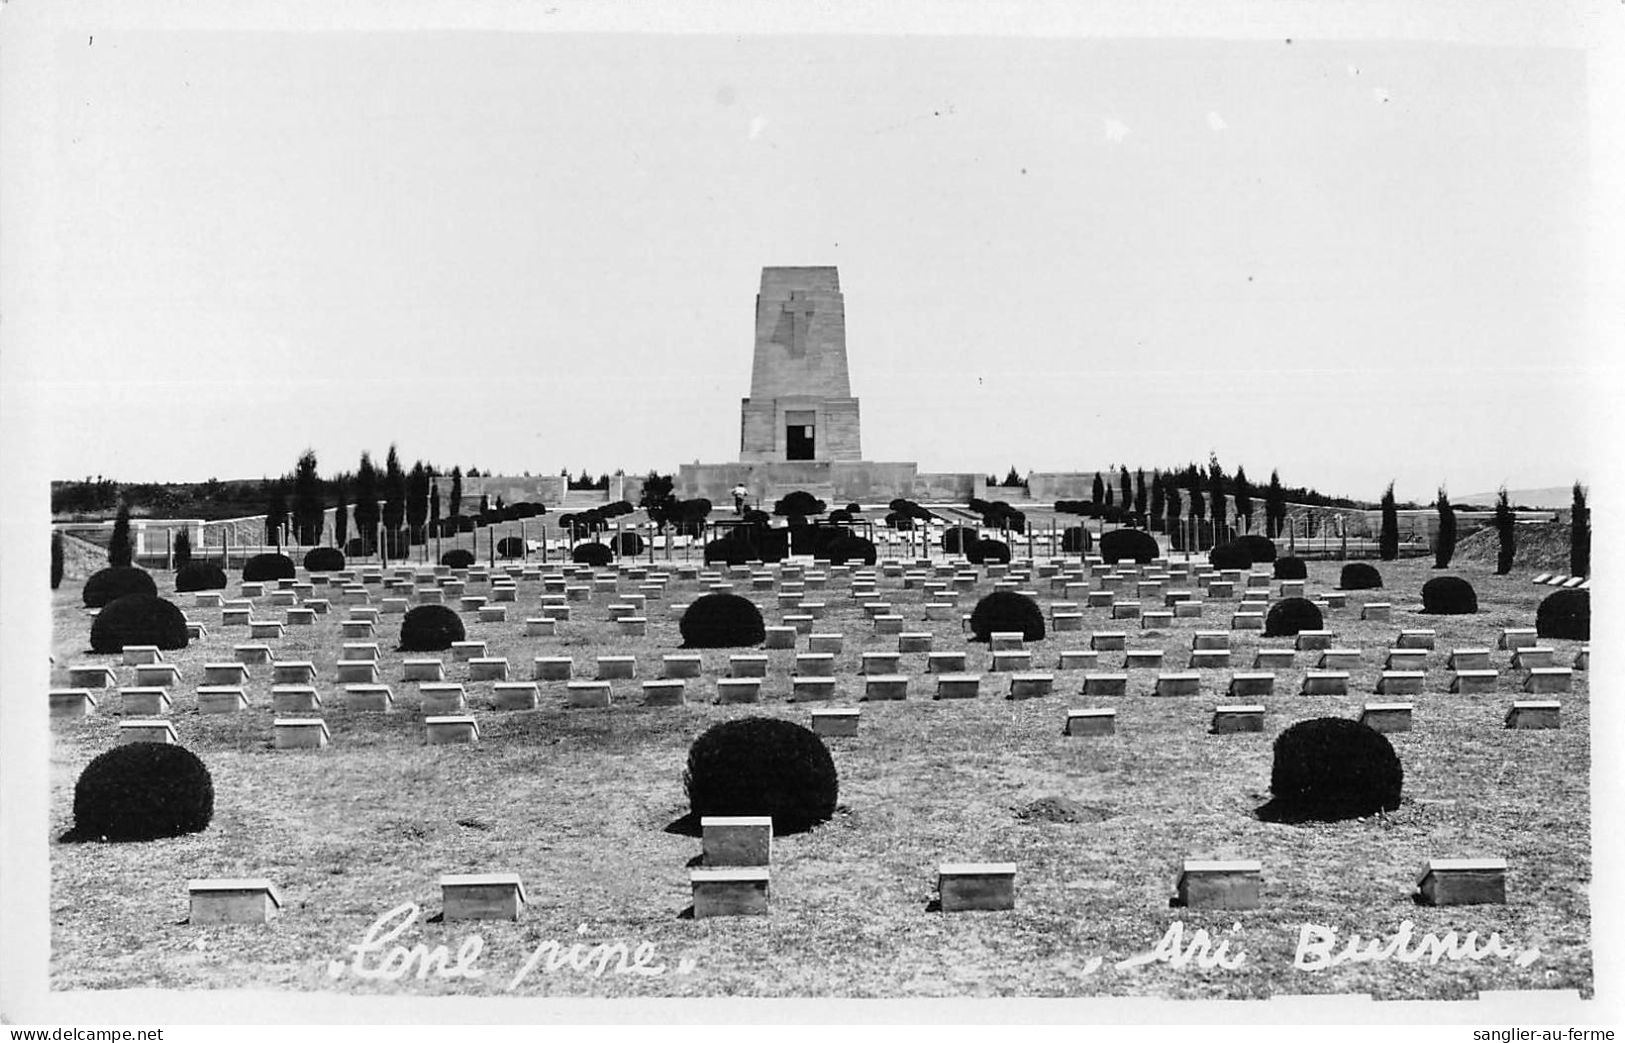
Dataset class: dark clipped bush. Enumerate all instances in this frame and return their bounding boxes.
[1237,534,1277,564]
[969,590,1045,642]
[1256,718,1402,823]
[496,537,526,559]
[440,549,475,569]
[173,562,227,593]
[680,593,766,648]
[1339,562,1383,590]
[828,510,853,525]
[61,742,214,842]
[345,538,368,557]
[242,553,296,582]
[1264,597,1324,637]
[942,526,979,555]
[614,532,645,556]
[826,535,877,567]
[303,547,345,572]
[1273,556,1308,580]
[572,542,613,567]
[1060,527,1091,553]
[90,594,190,654]
[82,566,157,609]
[703,539,749,566]
[1421,576,1478,615]
[884,512,914,530]
[399,604,466,651]
[1209,542,1253,570]
[684,717,838,835]
[1536,589,1589,641]
[966,538,1011,565]
[1099,528,1158,564]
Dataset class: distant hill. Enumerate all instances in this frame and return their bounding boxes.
[1453,486,1584,510]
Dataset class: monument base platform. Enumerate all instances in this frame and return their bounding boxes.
[677,461,976,507]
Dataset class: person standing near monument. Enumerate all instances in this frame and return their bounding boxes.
[731,483,749,515]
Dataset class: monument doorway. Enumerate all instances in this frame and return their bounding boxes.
[786,411,816,460]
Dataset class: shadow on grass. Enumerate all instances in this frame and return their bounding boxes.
[664,811,703,837]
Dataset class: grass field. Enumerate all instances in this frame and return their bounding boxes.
[46,535,1591,1001]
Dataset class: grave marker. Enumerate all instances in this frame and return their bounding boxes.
[197,686,249,714]
[938,863,1016,913]
[691,868,769,918]
[810,707,859,736]
[1360,603,1392,622]
[1064,708,1116,736]
[1300,671,1350,696]
[132,663,181,687]
[188,879,282,925]
[1176,859,1261,910]
[863,674,909,700]
[420,683,468,715]
[273,717,330,749]
[425,715,480,744]
[1522,668,1572,694]
[1318,649,1363,671]
[642,679,686,706]
[1396,629,1436,650]
[1375,671,1425,696]
[702,816,772,866]
[50,688,97,718]
[1359,702,1413,733]
[119,687,171,716]
[1416,858,1506,906]
[271,685,322,713]
[1227,673,1275,698]
[934,674,981,700]
[441,873,527,921]
[1449,670,1499,694]
[1211,705,1265,733]
[494,682,541,711]
[345,685,395,712]
[66,665,117,689]
[1155,672,1202,697]
[119,719,177,744]
[716,678,761,704]
[1082,673,1128,697]
[1506,700,1560,728]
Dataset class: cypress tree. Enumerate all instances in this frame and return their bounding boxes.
[1265,469,1286,538]
[382,445,406,557]
[1134,468,1147,527]
[51,530,64,590]
[109,503,133,567]
[1165,483,1182,540]
[173,528,192,570]
[1571,482,1589,577]
[1119,468,1133,514]
[1433,488,1456,568]
[1149,470,1165,533]
[1091,472,1104,509]
[407,461,430,545]
[1208,458,1227,540]
[429,476,441,535]
[1234,466,1254,534]
[1494,488,1516,575]
[354,453,379,554]
[1379,483,1399,561]
[332,475,349,549]
[450,466,464,519]
[266,478,289,548]
[292,449,323,545]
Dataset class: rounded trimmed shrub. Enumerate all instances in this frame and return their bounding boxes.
[440,549,475,569]
[1257,717,1403,823]
[969,590,1046,642]
[241,553,296,583]
[303,547,345,572]
[1209,542,1253,570]
[1536,588,1589,641]
[680,593,766,648]
[1237,535,1277,564]
[1099,528,1159,564]
[1273,556,1308,580]
[1421,576,1478,615]
[399,604,466,652]
[614,531,645,557]
[62,742,214,842]
[1060,527,1091,553]
[457,516,477,533]
[828,509,853,525]
[572,542,613,567]
[496,536,526,559]
[703,539,749,566]
[684,716,838,835]
[826,535,877,567]
[1264,596,1324,637]
[966,538,1011,565]
[90,594,190,654]
[82,566,157,608]
[942,526,979,555]
[173,562,227,593]
[1338,562,1383,590]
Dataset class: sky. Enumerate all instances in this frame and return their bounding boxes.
[5,3,1616,507]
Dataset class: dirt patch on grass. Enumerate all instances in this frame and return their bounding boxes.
[1013,796,1113,824]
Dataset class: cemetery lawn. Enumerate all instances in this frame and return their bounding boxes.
[47,548,1590,1000]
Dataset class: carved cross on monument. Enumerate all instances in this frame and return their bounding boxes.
[780,290,817,358]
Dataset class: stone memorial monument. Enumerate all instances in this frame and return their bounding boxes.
[740,267,862,462]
